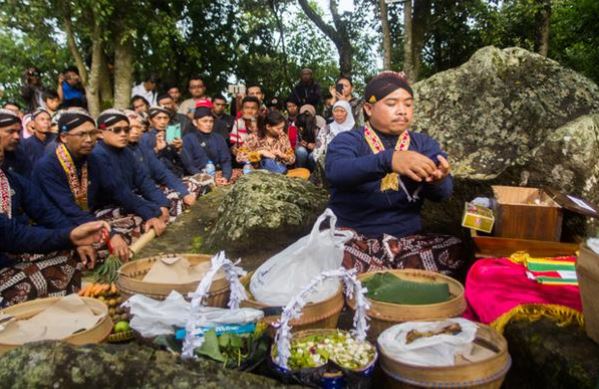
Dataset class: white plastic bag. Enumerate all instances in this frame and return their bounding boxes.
[125,291,190,337]
[377,318,478,367]
[250,209,354,306]
[125,291,264,338]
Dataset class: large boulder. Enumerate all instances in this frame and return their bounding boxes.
[205,172,329,254]
[413,46,599,234]
[0,341,290,388]
[503,319,599,389]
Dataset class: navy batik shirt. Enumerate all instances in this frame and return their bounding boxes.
[3,144,33,178]
[325,127,453,238]
[129,142,189,196]
[182,130,232,179]
[22,133,57,167]
[1,168,74,268]
[34,144,165,225]
[93,141,169,215]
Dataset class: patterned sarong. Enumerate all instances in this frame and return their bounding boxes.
[215,168,243,186]
[94,207,144,261]
[0,251,81,307]
[342,232,464,278]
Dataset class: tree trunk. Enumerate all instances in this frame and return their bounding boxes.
[86,22,103,117]
[99,51,114,108]
[379,0,392,70]
[403,0,415,82]
[534,0,551,57]
[59,0,88,85]
[338,42,353,78]
[297,0,353,76]
[412,0,431,81]
[113,33,134,109]
[270,0,293,91]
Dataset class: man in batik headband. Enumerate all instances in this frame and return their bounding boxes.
[326,71,463,276]
[0,108,32,177]
[33,109,166,262]
[126,109,198,218]
[22,108,56,166]
[93,109,169,234]
[140,105,187,177]
[0,113,111,307]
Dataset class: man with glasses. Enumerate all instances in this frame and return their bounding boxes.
[33,109,167,262]
[211,95,234,140]
[1,109,110,306]
[94,109,169,229]
[22,108,56,166]
[178,76,208,118]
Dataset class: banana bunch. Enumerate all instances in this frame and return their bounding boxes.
[79,282,131,338]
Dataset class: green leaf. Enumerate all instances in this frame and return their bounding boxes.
[195,330,226,362]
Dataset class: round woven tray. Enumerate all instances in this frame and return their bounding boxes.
[379,323,510,389]
[240,272,344,334]
[0,296,113,355]
[117,253,230,307]
[347,269,466,341]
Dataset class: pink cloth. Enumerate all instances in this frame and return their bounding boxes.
[464,258,582,324]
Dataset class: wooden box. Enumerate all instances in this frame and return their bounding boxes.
[471,188,599,258]
[492,186,562,241]
[577,244,599,343]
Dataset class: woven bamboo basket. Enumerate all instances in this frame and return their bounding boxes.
[0,296,113,355]
[116,253,230,307]
[270,328,378,384]
[347,269,466,342]
[379,323,511,389]
[240,272,344,334]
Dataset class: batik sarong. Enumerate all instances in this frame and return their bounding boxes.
[342,232,464,278]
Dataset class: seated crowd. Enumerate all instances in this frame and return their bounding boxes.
[1,67,458,307]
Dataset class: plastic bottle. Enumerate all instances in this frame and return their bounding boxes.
[205,160,216,177]
[243,162,253,175]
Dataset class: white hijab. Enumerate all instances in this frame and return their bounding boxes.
[329,100,355,135]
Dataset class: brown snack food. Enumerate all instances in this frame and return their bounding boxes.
[406,323,462,344]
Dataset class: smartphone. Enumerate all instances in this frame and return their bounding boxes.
[336,83,344,94]
[165,124,181,143]
[227,84,247,96]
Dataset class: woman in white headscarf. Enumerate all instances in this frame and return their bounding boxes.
[312,100,355,163]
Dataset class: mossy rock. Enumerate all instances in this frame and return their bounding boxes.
[414,47,599,236]
[205,171,328,255]
[0,341,292,388]
[503,318,599,389]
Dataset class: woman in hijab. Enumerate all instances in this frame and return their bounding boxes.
[312,100,355,163]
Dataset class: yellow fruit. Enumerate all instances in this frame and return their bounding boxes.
[114,321,130,333]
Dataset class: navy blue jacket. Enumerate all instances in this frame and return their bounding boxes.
[1,168,74,268]
[325,128,453,238]
[22,133,57,167]
[33,143,168,225]
[129,142,188,196]
[182,130,232,179]
[92,141,169,216]
[3,144,32,177]
[140,128,187,177]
